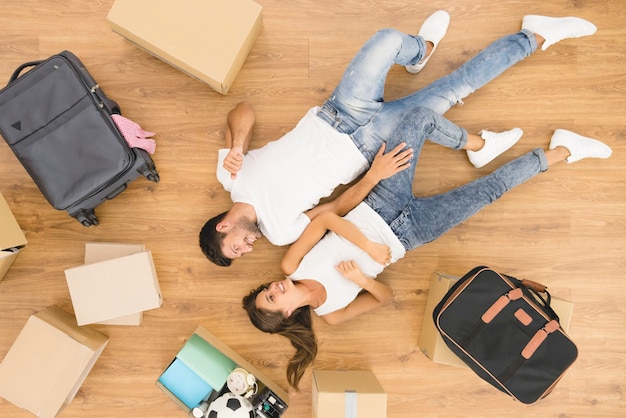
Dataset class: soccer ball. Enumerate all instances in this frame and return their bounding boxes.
[206,393,254,418]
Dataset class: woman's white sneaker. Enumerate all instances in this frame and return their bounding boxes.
[467,128,524,168]
[549,129,612,163]
[406,10,450,74]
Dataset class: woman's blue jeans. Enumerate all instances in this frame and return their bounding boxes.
[363,106,549,251]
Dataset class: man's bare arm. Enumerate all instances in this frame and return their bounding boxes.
[224,101,256,179]
[305,142,413,219]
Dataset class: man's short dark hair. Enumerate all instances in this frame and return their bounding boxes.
[199,211,232,267]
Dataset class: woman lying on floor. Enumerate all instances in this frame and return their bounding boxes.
[242,104,611,390]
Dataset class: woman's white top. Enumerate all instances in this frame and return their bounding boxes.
[288,202,405,316]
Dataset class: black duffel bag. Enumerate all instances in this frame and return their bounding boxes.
[433,266,578,404]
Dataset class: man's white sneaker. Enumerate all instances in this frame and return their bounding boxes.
[522,15,597,51]
[406,10,450,74]
[549,129,612,163]
[467,128,524,168]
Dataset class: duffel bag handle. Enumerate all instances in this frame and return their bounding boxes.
[505,273,552,307]
[521,278,547,293]
[503,272,559,322]
[9,60,44,83]
[520,281,560,323]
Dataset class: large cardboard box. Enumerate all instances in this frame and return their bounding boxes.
[0,192,27,281]
[418,272,574,368]
[65,249,162,326]
[312,370,387,418]
[107,0,263,94]
[157,325,289,415]
[0,306,109,418]
[84,242,147,325]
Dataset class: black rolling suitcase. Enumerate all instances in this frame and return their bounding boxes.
[433,266,578,404]
[0,51,159,226]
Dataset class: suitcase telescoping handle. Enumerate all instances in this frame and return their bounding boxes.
[9,60,44,83]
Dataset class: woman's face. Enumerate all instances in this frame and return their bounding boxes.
[255,278,297,316]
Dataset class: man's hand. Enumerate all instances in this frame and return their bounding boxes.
[365,142,413,183]
[222,102,256,180]
[223,146,245,179]
[304,142,413,220]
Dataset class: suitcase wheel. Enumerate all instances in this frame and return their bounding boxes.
[72,209,99,227]
[144,168,160,183]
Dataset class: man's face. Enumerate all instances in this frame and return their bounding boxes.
[220,217,262,259]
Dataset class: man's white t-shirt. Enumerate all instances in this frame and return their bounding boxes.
[216,107,368,246]
[288,202,406,316]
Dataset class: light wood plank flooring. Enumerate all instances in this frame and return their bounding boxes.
[1,1,624,417]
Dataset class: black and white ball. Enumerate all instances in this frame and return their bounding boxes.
[206,393,254,418]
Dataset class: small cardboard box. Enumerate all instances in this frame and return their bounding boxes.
[0,306,109,418]
[418,273,469,368]
[84,242,147,325]
[157,325,289,414]
[107,0,263,94]
[0,192,27,281]
[65,250,162,326]
[418,272,574,368]
[312,370,387,418]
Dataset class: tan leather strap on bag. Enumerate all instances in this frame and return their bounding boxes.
[521,320,560,359]
[481,288,524,323]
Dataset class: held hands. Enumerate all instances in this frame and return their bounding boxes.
[223,146,244,179]
[365,142,413,183]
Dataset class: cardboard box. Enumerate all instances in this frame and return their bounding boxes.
[0,192,27,281]
[418,273,469,368]
[65,250,162,326]
[107,0,263,94]
[312,370,387,418]
[157,325,289,414]
[0,306,109,418]
[418,272,574,368]
[84,242,146,325]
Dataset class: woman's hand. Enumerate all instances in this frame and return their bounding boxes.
[322,259,393,326]
[365,241,392,266]
[335,260,368,286]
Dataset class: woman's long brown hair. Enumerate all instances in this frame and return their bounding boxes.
[242,283,317,390]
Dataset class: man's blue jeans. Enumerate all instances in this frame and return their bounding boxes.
[318,28,550,250]
[317,28,539,161]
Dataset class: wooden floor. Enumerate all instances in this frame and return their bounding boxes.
[1,0,625,417]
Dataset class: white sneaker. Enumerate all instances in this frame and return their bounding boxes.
[467,128,524,168]
[549,129,612,163]
[406,10,450,74]
[522,15,597,51]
